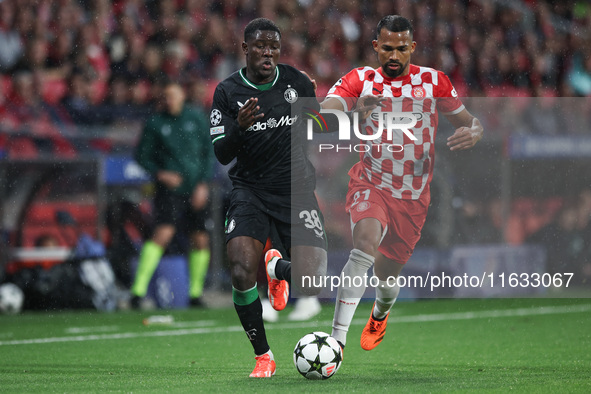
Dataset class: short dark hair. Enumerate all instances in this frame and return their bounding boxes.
[244,18,281,41]
[376,15,413,39]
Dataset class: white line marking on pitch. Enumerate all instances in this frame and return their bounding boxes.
[1,304,590,346]
[66,326,120,334]
[170,320,216,328]
[60,320,216,336]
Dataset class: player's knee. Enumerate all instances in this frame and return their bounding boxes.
[352,218,382,256]
[229,259,257,289]
[353,238,379,258]
[296,270,325,297]
[299,282,322,297]
[292,252,327,296]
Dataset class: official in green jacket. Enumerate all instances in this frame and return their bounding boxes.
[131,80,214,308]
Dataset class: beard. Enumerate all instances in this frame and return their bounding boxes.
[382,60,406,78]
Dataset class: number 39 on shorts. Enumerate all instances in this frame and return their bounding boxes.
[351,189,370,207]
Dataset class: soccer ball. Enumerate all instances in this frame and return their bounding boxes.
[293,331,343,380]
[0,283,24,315]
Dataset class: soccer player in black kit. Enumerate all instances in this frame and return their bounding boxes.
[210,18,328,377]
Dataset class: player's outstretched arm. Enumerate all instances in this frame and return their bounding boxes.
[445,109,483,151]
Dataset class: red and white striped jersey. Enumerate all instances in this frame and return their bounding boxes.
[327,64,464,200]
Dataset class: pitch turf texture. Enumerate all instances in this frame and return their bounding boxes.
[1,298,590,392]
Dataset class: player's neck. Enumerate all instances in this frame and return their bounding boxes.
[240,67,279,91]
[245,68,277,84]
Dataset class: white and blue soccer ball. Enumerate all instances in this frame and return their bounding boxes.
[0,283,24,315]
[293,331,343,380]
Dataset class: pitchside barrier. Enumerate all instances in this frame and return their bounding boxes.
[130,255,190,309]
[0,156,227,310]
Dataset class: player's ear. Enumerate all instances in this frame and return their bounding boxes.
[411,41,417,53]
[372,39,378,53]
[242,41,248,55]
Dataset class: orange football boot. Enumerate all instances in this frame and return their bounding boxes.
[360,303,389,350]
[264,249,289,311]
[249,353,276,378]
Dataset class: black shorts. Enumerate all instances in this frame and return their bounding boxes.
[225,187,327,251]
[153,182,209,233]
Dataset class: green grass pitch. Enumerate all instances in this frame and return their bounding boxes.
[1,298,590,392]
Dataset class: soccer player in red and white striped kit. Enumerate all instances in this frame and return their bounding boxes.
[321,15,484,352]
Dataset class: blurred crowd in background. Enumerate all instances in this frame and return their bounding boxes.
[1,0,591,288]
[1,0,591,153]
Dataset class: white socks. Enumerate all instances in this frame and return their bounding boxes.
[373,276,400,320]
[331,249,375,345]
[266,256,279,280]
[257,349,274,359]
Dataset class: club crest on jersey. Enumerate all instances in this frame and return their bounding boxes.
[356,201,371,212]
[284,86,298,103]
[226,218,236,234]
[210,109,222,126]
[411,86,426,99]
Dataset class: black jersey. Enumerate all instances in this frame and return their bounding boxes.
[210,64,319,194]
